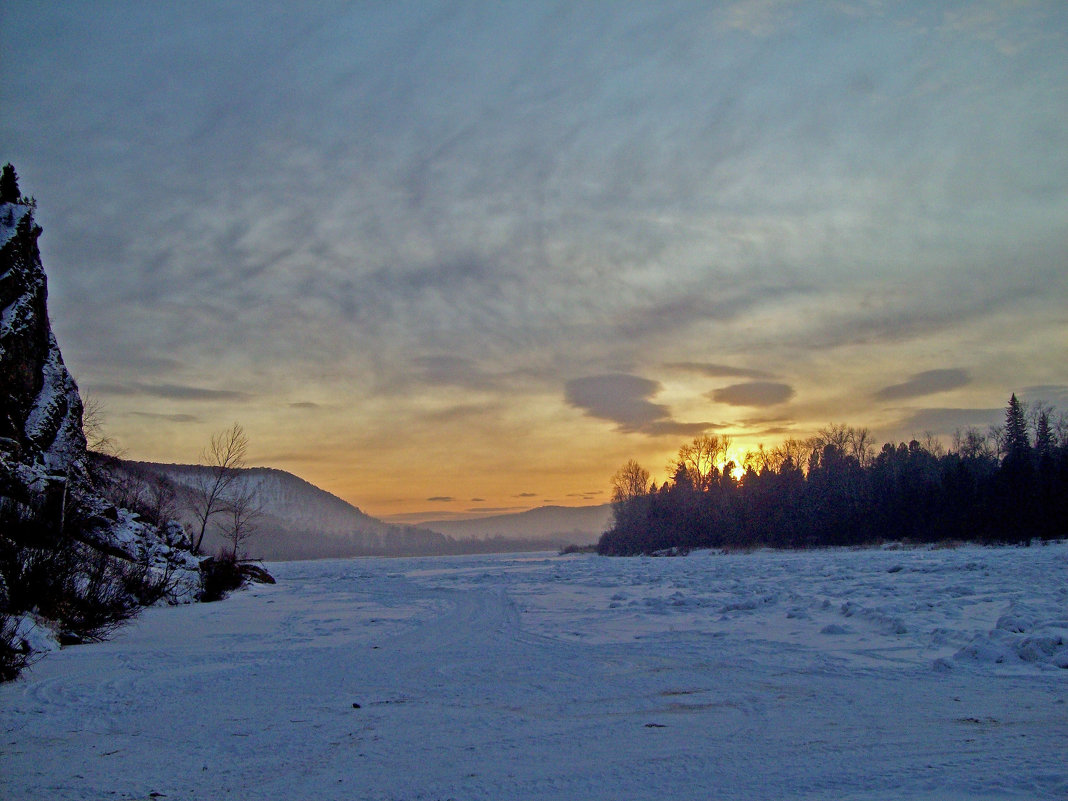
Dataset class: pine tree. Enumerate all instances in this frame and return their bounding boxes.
[1003,393,1031,465]
[0,163,21,204]
[1034,410,1054,462]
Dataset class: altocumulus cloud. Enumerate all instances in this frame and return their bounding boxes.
[565,374,710,437]
[875,369,970,401]
[711,382,795,407]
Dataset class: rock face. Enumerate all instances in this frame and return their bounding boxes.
[0,188,201,604]
[1,202,86,476]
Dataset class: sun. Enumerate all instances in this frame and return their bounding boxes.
[717,450,747,482]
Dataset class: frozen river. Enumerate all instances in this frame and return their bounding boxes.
[3,543,1067,800]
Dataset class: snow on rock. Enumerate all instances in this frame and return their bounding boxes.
[25,333,87,471]
[0,203,31,249]
[99,509,203,604]
[12,612,61,656]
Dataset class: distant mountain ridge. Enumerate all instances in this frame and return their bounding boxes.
[125,462,572,560]
[420,504,612,545]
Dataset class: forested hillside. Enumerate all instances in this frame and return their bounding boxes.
[600,395,1068,555]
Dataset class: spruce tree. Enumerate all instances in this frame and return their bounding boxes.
[1034,410,1054,462]
[1004,393,1031,465]
[0,163,20,204]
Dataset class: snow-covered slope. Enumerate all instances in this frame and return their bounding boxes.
[142,463,388,537]
[3,543,1066,799]
[129,462,451,560]
[422,503,613,544]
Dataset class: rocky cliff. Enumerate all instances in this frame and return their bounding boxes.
[1,200,87,481]
[1,170,202,633]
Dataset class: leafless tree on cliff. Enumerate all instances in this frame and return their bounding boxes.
[190,423,248,555]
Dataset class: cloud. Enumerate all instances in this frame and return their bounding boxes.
[566,375,666,429]
[667,362,775,380]
[751,424,795,436]
[719,0,800,37]
[421,402,503,424]
[514,492,537,498]
[1022,385,1068,409]
[97,382,251,402]
[874,369,970,401]
[129,411,200,423]
[408,356,500,391]
[643,420,721,437]
[4,1,1066,516]
[711,382,795,407]
[426,496,454,503]
[289,401,319,409]
[891,407,1002,438]
[565,374,712,436]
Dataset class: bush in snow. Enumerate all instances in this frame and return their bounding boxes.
[0,614,33,682]
[198,548,247,602]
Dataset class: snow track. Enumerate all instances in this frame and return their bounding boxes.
[2,544,1067,800]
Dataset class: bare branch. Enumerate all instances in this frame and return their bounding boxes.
[190,423,249,554]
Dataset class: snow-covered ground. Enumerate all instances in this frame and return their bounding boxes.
[3,543,1067,800]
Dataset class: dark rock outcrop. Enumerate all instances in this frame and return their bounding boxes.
[1,182,201,606]
[0,204,85,474]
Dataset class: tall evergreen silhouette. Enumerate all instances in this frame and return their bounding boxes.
[0,163,21,204]
[1003,393,1030,465]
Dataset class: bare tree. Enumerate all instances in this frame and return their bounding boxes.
[953,427,994,461]
[920,431,945,458]
[1051,410,1068,448]
[675,434,731,491]
[81,392,122,457]
[190,423,248,554]
[988,423,1006,461]
[772,437,810,473]
[1024,400,1051,436]
[611,460,651,506]
[848,426,875,467]
[144,473,179,526]
[812,423,851,453]
[220,480,262,560]
[745,443,773,474]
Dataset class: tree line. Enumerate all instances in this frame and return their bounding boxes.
[599,395,1068,555]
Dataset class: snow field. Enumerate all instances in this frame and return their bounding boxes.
[2,543,1066,800]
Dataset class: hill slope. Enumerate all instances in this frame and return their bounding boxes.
[124,462,454,560]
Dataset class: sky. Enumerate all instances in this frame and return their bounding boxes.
[2,1,1066,523]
